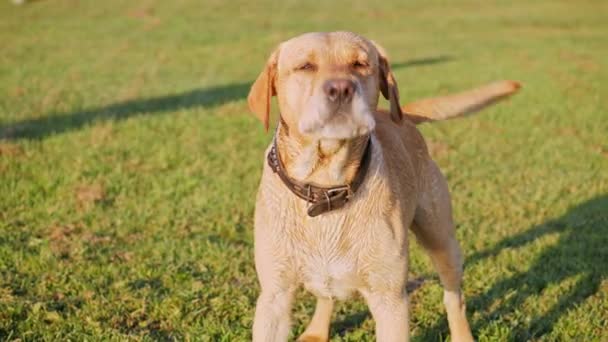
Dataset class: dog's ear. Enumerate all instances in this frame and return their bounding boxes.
[374,42,403,123]
[248,48,280,131]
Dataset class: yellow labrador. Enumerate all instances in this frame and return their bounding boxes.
[248,31,519,342]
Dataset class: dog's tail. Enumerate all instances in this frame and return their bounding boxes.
[402,80,521,124]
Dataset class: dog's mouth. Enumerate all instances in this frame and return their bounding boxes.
[299,108,376,140]
[298,84,376,139]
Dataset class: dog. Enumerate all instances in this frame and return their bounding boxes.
[247,31,519,342]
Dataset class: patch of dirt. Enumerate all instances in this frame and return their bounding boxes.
[47,223,113,259]
[48,223,83,259]
[0,286,15,303]
[557,126,580,138]
[9,86,25,98]
[594,145,608,158]
[74,182,106,210]
[559,50,600,73]
[82,290,95,300]
[127,6,154,19]
[89,122,115,147]
[0,142,24,157]
[112,251,134,262]
[127,6,161,29]
[124,232,144,244]
[111,308,174,339]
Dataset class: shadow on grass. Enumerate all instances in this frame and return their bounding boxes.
[0,82,252,140]
[391,55,454,70]
[0,55,454,141]
[332,310,371,337]
[417,195,608,341]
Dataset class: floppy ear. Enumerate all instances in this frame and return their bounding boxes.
[375,44,403,123]
[247,48,279,131]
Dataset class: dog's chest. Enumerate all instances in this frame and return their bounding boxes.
[293,213,397,299]
[301,253,359,299]
[295,219,364,299]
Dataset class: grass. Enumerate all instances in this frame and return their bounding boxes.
[1,0,607,340]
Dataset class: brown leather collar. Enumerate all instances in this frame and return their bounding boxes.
[267,136,372,217]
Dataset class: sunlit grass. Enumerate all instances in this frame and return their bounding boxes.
[1,0,607,340]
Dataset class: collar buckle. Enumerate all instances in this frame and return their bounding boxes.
[326,184,352,199]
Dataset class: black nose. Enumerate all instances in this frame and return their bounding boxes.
[323,79,355,104]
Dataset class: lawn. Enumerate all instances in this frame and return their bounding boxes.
[1,0,607,341]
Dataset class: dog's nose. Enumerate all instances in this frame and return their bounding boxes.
[323,79,355,104]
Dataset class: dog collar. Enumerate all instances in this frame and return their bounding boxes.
[267,136,372,217]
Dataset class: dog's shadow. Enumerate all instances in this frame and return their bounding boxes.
[0,82,251,140]
[416,194,608,341]
[1,55,454,141]
[390,55,454,70]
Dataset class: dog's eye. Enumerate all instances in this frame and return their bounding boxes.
[296,63,316,72]
[352,61,369,69]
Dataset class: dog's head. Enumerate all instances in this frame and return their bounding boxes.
[248,31,403,139]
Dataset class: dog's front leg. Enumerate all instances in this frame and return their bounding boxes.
[252,230,296,342]
[252,285,295,342]
[363,291,409,342]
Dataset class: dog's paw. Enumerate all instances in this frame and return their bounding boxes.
[297,335,327,342]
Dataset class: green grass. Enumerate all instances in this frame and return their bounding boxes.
[1,0,607,340]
